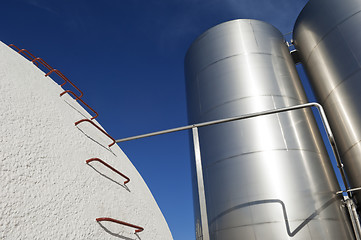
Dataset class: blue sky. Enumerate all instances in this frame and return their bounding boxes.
[0,0,315,239]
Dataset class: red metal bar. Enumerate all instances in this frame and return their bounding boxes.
[75,119,115,147]
[18,49,36,61]
[9,45,38,65]
[8,44,21,51]
[96,218,143,233]
[32,57,54,72]
[86,158,130,184]
[45,69,84,99]
[60,90,98,119]
[45,69,66,85]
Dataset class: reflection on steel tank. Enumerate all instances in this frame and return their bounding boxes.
[293,0,361,205]
[185,19,354,240]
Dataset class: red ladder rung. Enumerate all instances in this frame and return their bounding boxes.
[86,158,130,184]
[8,44,20,51]
[75,119,115,147]
[8,44,38,66]
[96,218,143,233]
[18,49,36,61]
[45,69,84,99]
[31,57,54,72]
[60,90,98,120]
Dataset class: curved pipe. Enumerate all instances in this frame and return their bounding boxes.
[45,69,84,99]
[32,57,53,72]
[96,217,143,233]
[115,102,351,196]
[86,158,130,184]
[60,90,98,120]
[18,49,36,61]
[75,119,115,147]
[8,44,21,51]
[8,44,38,65]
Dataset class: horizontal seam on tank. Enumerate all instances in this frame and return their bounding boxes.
[340,139,361,159]
[186,19,283,60]
[303,9,361,63]
[200,95,304,116]
[204,148,323,169]
[199,52,285,73]
[320,68,361,105]
[186,19,249,54]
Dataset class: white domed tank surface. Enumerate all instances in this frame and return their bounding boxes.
[0,41,172,239]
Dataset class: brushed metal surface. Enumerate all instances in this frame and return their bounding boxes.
[293,0,361,204]
[185,19,354,239]
[192,127,210,240]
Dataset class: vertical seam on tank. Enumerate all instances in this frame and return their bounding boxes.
[272,95,289,150]
[249,20,260,50]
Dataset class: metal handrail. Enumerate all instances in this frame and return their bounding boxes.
[75,119,116,147]
[45,69,84,99]
[115,102,361,239]
[116,103,329,141]
[60,90,98,120]
[115,102,350,194]
[86,158,130,184]
[96,217,143,233]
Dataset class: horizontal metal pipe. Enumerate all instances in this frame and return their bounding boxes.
[336,186,361,195]
[115,102,350,195]
[117,102,325,142]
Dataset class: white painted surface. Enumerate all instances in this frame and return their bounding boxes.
[0,41,173,240]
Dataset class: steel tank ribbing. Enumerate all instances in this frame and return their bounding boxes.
[293,0,361,204]
[185,19,354,240]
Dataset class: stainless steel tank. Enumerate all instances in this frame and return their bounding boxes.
[293,0,361,205]
[185,19,354,240]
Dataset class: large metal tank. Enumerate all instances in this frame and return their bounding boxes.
[293,0,361,204]
[185,19,354,240]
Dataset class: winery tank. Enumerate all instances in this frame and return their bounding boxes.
[185,19,354,240]
[293,0,361,204]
